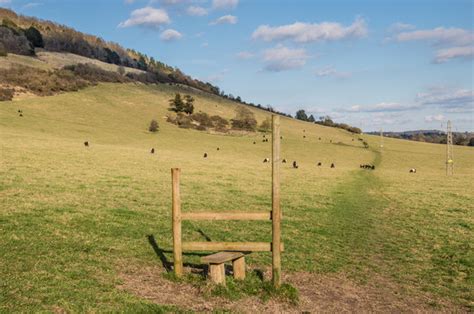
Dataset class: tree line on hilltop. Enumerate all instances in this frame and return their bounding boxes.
[294,109,362,134]
[0,8,291,118]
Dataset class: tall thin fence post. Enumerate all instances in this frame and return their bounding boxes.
[172,168,183,277]
[271,115,281,288]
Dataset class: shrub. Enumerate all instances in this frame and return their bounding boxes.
[191,112,213,128]
[24,26,44,48]
[148,119,159,132]
[175,113,193,129]
[183,95,194,114]
[0,87,14,101]
[259,117,271,132]
[231,107,257,131]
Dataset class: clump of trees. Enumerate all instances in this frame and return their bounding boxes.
[167,111,229,133]
[148,119,159,132]
[231,107,257,131]
[168,93,194,115]
[294,109,362,134]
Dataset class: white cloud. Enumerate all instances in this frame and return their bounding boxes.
[433,46,474,63]
[424,114,445,122]
[118,7,170,28]
[342,102,419,113]
[21,2,42,9]
[252,17,367,43]
[187,6,208,16]
[236,51,254,59]
[315,66,351,79]
[124,0,136,4]
[416,87,473,109]
[395,27,473,46]
[262,45,309,72]
[212,0,238,10]
[388,22,416,33]
[390,26,474,63]
[0,0,11,4]
[160,29,182,41]
[209,15,237,25]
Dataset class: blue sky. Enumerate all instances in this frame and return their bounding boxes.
[2,0,473,131]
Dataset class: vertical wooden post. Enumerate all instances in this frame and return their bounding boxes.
[271,115,281,288]
[171,168,183,277]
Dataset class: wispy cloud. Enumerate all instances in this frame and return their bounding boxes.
[118,7,170,29]
[236,51,255,59]
[388,22,416,33]
[262,44,309,72]
[186,6,208,16]
[424,114,445,122]
[416,87,473,109]
[388,26,474,63]
[160,29,182,41]
[209,15,237,25]
[341,102,419,113]
[0,0,11,4]
[212,0,238,10]
[314,66,351,79]
[252,17,367,43]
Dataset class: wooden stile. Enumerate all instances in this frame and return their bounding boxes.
[182,241,284,252]
[182,211,271,221]
[170,114,283,287]
[272,115,282,287]
[171,168,183,277]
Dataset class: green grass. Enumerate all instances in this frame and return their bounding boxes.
[0,82,473,311]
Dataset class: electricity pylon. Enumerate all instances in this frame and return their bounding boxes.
[446,120,454,176]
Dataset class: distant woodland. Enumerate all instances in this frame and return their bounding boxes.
[366,130,474,147]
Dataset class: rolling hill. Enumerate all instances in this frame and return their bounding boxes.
[0,77,473,311]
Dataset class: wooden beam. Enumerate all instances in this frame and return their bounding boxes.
[182,241,284,252]
[171,168,183,277]
[182,212,271,221]
[272,114,282,288]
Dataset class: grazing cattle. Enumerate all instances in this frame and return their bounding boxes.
[319,137,321,140]
[151,148,155,154]
[330,163,335,168]
[409,168,416,173]
[19,113,23,117]
[317,162,322,166]
[253,141,256,144]
[360,164,375,170]
[18,109,22,113]
[292,161,298,169]
[84,141,89,147]
[303,135,306,138]
[263,158,270,163]
[263,135,266,138]
[371,165,375,170]
[282,159,287,163]
[217,147,220,151]
[280,136,283,140]
[203,153,208,158]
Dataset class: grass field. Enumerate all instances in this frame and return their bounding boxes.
[0,83,473,311]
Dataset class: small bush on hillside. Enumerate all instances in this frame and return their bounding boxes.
[191,112,213,128]
[148,119,159,132]
[231,107,257,131]
[175,113,193,129]
[211,115,229,132]
[0,87,14,101]
[24,26,44,48]
[259,117,271,132]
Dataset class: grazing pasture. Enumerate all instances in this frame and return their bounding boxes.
[0,83,472,312]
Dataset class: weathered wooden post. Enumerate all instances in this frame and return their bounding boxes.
[271,115,281,288]
[172,168,183,277]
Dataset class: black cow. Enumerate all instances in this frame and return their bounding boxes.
[151,148,155,154]
[203,153,208,158]
[263,158,270,163]
[84,141,89,147]
[282,159,287,163]
[330,163,335,168]
[292,161,298,169]
[317,162,322,166]
[409,168,416,173]
[217,147,220,151]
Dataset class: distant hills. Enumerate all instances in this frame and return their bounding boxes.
[366,130,474,146]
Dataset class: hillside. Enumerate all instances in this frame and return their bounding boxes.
[1,82,473,311]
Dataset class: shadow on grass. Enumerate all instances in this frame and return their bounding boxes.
[147,234,208,275]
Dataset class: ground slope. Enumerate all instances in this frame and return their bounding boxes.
[0,83,472,311]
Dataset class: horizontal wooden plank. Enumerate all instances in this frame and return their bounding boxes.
[181,212,272,221]
[201,251,245,264]
[182,241,284,252]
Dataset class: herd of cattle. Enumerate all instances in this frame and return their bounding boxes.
[81,134,417,173]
